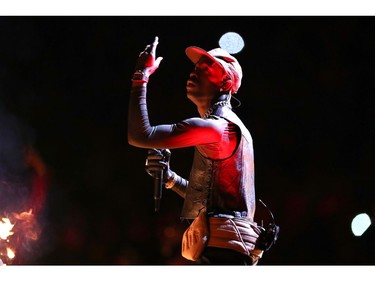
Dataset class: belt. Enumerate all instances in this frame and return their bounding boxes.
[208,210,248,219]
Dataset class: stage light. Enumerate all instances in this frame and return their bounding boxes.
[351,213,371,236]
[218,32,244,54]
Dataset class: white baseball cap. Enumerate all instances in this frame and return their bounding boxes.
[185,46,243,94]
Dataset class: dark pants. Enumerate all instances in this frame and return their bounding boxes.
[196,247,256,265]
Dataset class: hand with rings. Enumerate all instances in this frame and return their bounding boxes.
[134,36,163,77]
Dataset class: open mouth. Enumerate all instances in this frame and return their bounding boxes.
[186,79,197,88]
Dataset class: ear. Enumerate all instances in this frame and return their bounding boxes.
[221,79,232,92]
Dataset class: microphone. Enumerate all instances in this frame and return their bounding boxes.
[154,169,163,212]
[153,149,170,212]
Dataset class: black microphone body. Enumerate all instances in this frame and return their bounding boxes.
[152,148,170,212]
[154,169,163,212]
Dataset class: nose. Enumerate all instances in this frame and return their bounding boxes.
[189,71,198,80]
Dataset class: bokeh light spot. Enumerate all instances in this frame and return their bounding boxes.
[219,32,245,54]
[351,213,371,236]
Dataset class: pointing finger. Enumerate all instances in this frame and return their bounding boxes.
[150,36,159,54]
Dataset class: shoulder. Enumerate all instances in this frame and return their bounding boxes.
[179,116,228,128]
[176,117,229,140]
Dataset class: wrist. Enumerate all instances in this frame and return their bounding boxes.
[165,171,177,189]
[131,70,149,83]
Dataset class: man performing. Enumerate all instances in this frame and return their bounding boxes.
[128,36,272,265]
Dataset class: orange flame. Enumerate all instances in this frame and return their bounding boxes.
[12,209,40,241]
[0,217,14,240]
[6,247,15,259]
[0,145,48,265]
[0,209,40,265]
[0,216,16,265]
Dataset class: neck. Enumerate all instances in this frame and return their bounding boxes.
[194,97,213,118]
[202,94,231,119]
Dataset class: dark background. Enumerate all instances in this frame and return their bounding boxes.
[0,16,374,265]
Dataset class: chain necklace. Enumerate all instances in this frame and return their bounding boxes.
[203,99,232,119]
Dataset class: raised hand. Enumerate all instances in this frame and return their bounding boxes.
[134,36,163,78]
